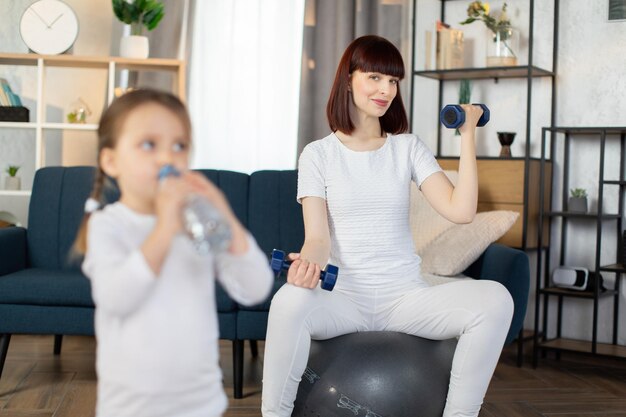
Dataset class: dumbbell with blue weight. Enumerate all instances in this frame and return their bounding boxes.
[270,249,338,291]
[440,103,490,129]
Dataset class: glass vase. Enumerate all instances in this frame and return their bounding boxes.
[486,27,518,67]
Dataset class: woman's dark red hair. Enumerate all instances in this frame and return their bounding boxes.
[326,35,408,135]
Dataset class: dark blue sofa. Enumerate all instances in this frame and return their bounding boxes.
[0,166,529,399]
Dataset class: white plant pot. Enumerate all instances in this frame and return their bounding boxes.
[120,35,149,59]
[5,177,21,191]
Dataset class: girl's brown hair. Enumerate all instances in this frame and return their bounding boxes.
[73,89,191,255]
[326,35,408,135]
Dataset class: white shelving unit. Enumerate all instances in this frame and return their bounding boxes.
[0,53,186,196]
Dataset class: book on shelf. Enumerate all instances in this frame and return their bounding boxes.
[436,21,464,70]
[8,92,22,106]
[425,30,433,70]
[0,79,10,106]
[0,78,24,107]
[0,78,29,121]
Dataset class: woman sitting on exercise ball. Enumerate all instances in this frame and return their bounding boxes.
[261,35,513,417]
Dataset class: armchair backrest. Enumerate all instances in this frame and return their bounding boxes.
[247,170,304,257]
[25,167,303,269]
[27,167,96,270]
[195,169,250,228]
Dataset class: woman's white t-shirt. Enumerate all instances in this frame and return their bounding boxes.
[297,132,442,290]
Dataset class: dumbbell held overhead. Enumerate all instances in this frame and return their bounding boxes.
[440,103,490,129]
[270,249,338,291]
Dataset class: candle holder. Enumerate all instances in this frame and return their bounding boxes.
[497,131,516,158]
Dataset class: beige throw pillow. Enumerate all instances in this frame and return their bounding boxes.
[410,170,458,253]
[418,210,519,276]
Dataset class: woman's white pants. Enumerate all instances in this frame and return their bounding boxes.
[261,279,513,417]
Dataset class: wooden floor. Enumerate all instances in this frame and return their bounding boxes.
[1,335,625,416]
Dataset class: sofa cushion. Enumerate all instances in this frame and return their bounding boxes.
[419,210,519,276]
[410,170,459,253]
[0,268,93,307]
[421,272,471,286]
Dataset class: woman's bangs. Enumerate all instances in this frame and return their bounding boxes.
[352,42,405,79]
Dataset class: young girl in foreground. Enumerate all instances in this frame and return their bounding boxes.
[261,36,513,417]
[75,89,273,417]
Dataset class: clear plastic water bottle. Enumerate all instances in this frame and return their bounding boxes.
[158,165,232,254]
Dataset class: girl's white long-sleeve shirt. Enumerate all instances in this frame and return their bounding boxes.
[82,202,273,417]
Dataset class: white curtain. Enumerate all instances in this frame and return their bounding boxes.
[189,0,305,173]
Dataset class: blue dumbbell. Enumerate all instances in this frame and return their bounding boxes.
[440,103,490,129]
[270,249,338,291]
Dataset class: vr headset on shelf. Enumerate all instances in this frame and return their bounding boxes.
[552,267,607,292]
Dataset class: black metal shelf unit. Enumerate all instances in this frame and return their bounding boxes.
[534,127,626,366]
[409,0,560,366]
[409,0,559,253]
[409,0,559,157]
[414,65,555,81]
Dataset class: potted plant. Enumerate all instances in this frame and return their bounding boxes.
[113,0,165,59]
[569,188,588,213]
[5,165,21,191]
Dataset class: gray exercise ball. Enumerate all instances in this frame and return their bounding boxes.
[292,331,457,417]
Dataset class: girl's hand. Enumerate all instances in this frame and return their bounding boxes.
[155,175,195,236]
[458,104,484,136]
[286,253,321,289]
[183,171,236,221]
[142,175,196,275]
[182,171,250,254]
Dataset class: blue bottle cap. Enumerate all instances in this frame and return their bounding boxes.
[158,165,181,181]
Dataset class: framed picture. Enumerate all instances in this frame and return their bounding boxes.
[609,0,626,21]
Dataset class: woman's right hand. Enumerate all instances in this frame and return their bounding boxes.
[286,253,321,289]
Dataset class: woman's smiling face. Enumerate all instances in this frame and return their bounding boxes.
[348,70,399,119]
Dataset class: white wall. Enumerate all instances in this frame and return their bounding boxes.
[412,0,626,344]
[0,0,113,226]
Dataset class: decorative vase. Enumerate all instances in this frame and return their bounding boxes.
[568,196,588,213]
[486,27,518,67]
[497,131,516,158]
[5,176,21,191]
[120,35,149,59]
[67,97,92,124]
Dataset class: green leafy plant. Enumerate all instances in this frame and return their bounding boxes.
[570,188,588,198]
[460,1,516,57]
[6,165,20,177]
[112,0,165,36]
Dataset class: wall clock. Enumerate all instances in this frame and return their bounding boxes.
[20,0,79,55]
